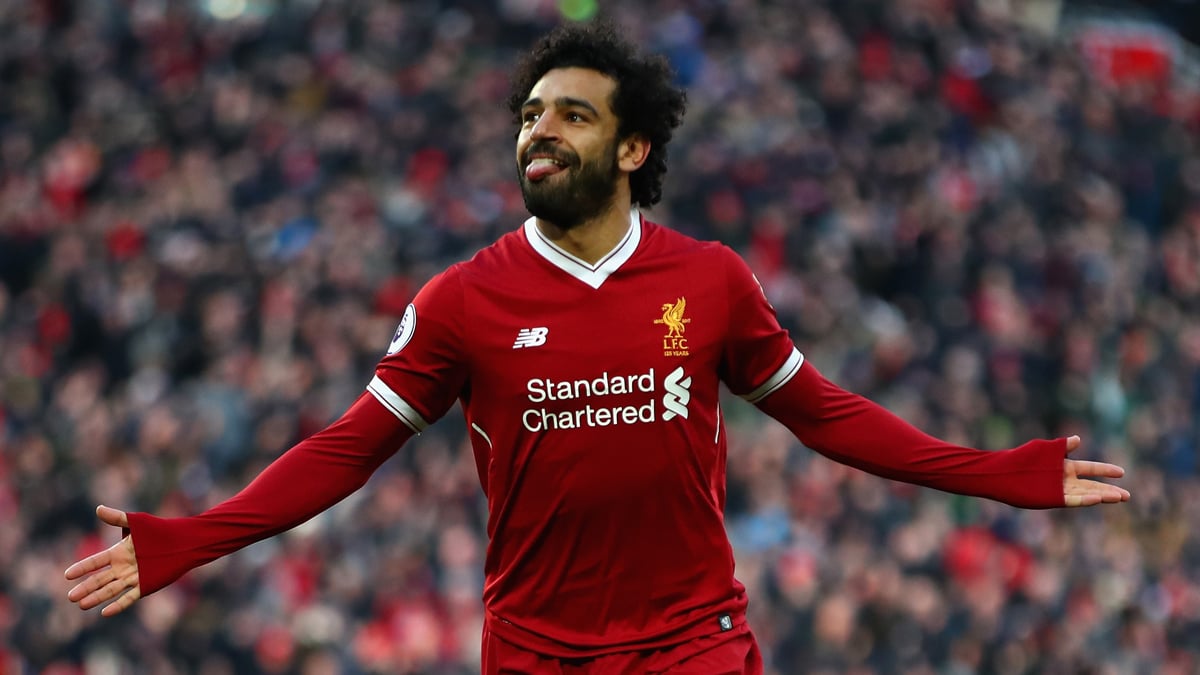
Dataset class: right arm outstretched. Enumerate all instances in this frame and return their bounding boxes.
[65,392,413,616]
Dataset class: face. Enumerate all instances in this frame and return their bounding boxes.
[516,68,626,230]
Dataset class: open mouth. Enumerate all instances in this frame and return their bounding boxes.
[524,155,570,181]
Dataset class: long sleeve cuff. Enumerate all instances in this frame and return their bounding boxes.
[127,511,207,595]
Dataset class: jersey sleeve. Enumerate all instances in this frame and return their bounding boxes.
[127,392,417,595]
[718,246,805,402]
[754,360,1067,508]
[368,265,469,432]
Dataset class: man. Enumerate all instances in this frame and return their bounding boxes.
[66,22,1129,674]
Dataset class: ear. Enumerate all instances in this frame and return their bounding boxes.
[617,134,651,173]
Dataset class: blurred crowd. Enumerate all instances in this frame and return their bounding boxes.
[2,0,1200,673]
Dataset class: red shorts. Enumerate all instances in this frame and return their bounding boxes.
[481,624,764,675]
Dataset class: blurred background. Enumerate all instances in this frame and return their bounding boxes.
[2,0,1199,673]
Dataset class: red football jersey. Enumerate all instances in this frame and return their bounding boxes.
[368,209,801,653]
[123,210,1068,652]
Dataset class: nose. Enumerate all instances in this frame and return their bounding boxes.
[529,112,560,141]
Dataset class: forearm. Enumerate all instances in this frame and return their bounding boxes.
[756,362,1065,508]
[128,393,415,594]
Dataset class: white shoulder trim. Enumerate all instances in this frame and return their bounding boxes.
[523,208,642,289]
[741,348,804,404]
[366,375,429,433]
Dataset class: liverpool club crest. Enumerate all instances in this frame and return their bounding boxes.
[654,297,691,356]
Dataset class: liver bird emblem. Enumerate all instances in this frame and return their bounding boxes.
[656,297,690,338]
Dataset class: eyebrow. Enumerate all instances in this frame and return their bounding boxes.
[521,96,601,118]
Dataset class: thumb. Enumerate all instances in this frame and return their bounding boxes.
[1064,435,1082,454]
[96,505,130,529]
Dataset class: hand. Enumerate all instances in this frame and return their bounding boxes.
[1063,436,1131,507]
[65,505,141,617]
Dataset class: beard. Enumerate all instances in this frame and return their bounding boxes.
[519,140,621,231]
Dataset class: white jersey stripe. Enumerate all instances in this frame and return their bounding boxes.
[714,403,722,444]
[471,423,493,449]
[741,348,804,404]
[366,375,429,433]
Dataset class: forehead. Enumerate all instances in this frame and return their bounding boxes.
[526,67,617,113]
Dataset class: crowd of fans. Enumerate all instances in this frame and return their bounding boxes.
[2,0,1199,672]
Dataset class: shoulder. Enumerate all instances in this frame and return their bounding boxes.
[643,218,751,276]
[636,220,758,299]
[453,227,528,280]
[641,218,735,262]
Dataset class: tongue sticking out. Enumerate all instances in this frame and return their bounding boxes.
[525,158,566,181]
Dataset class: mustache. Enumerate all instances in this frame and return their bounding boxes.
[523,142,577,166]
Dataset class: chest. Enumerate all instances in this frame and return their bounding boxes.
[465,270,725,381]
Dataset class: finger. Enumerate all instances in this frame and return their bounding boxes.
[1065,481,1131,507]
[1081,485,1129,503]
[1069,460,1126,479]
[96,505,129,529]
[64,550,112,580]
[77,573,137,611]
[77,581,125,610]
[1064,435,1082,453]
[1107,484,1132,501]
[68,567,115,602]
[1064,493,1096,507]
[101,585,142,618]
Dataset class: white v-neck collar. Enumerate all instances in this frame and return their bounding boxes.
[523,208,642,290]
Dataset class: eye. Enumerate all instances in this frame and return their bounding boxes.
[522,111,541,124]
[566,112,585,123]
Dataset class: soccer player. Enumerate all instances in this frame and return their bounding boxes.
[65,22,1129,675]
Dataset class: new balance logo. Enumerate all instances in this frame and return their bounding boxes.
[662,366,692,420]
[513,327,549,349]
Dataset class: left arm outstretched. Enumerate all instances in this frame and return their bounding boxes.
[754,361,1130,509]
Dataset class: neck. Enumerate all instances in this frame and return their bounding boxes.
[535,199,635,265]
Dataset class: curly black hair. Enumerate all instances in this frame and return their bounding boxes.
[506,21,687,208]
